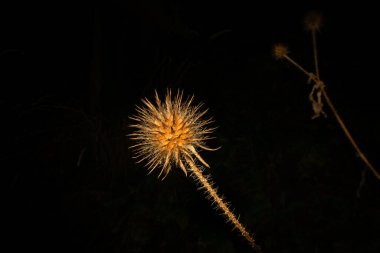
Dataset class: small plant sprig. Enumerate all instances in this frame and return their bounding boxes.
[273,11,380,182]
[129,89,261,252]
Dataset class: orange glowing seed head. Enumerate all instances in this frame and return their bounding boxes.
[129,89,218,179]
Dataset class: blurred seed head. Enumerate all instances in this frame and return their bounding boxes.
[273,44,289,60]
[305,11,323,31]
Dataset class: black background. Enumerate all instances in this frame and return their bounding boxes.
[2,1,380,252]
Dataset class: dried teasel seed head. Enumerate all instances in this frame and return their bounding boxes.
[304,11,323,31]
[129,89,216,179]
[273,43,289,60]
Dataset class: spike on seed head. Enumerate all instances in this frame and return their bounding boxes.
[305,11,323,31]
[129,89,216,179]
[273,44,289,59]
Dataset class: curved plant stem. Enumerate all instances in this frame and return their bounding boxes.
[283,54,380,182]
[185,157,261,252]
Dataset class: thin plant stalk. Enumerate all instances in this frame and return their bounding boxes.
[311,29,320,78]
[281,53,380,182]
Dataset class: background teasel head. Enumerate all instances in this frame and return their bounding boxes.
[304,10,324,31]
[273,44,289,60]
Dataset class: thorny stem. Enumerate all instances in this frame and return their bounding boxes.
[185,157,261,252]
[282,54,380,182]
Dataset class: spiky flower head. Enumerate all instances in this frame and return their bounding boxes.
[273,43,289,60]
[129,89,216,179]
[304,11,323,31]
